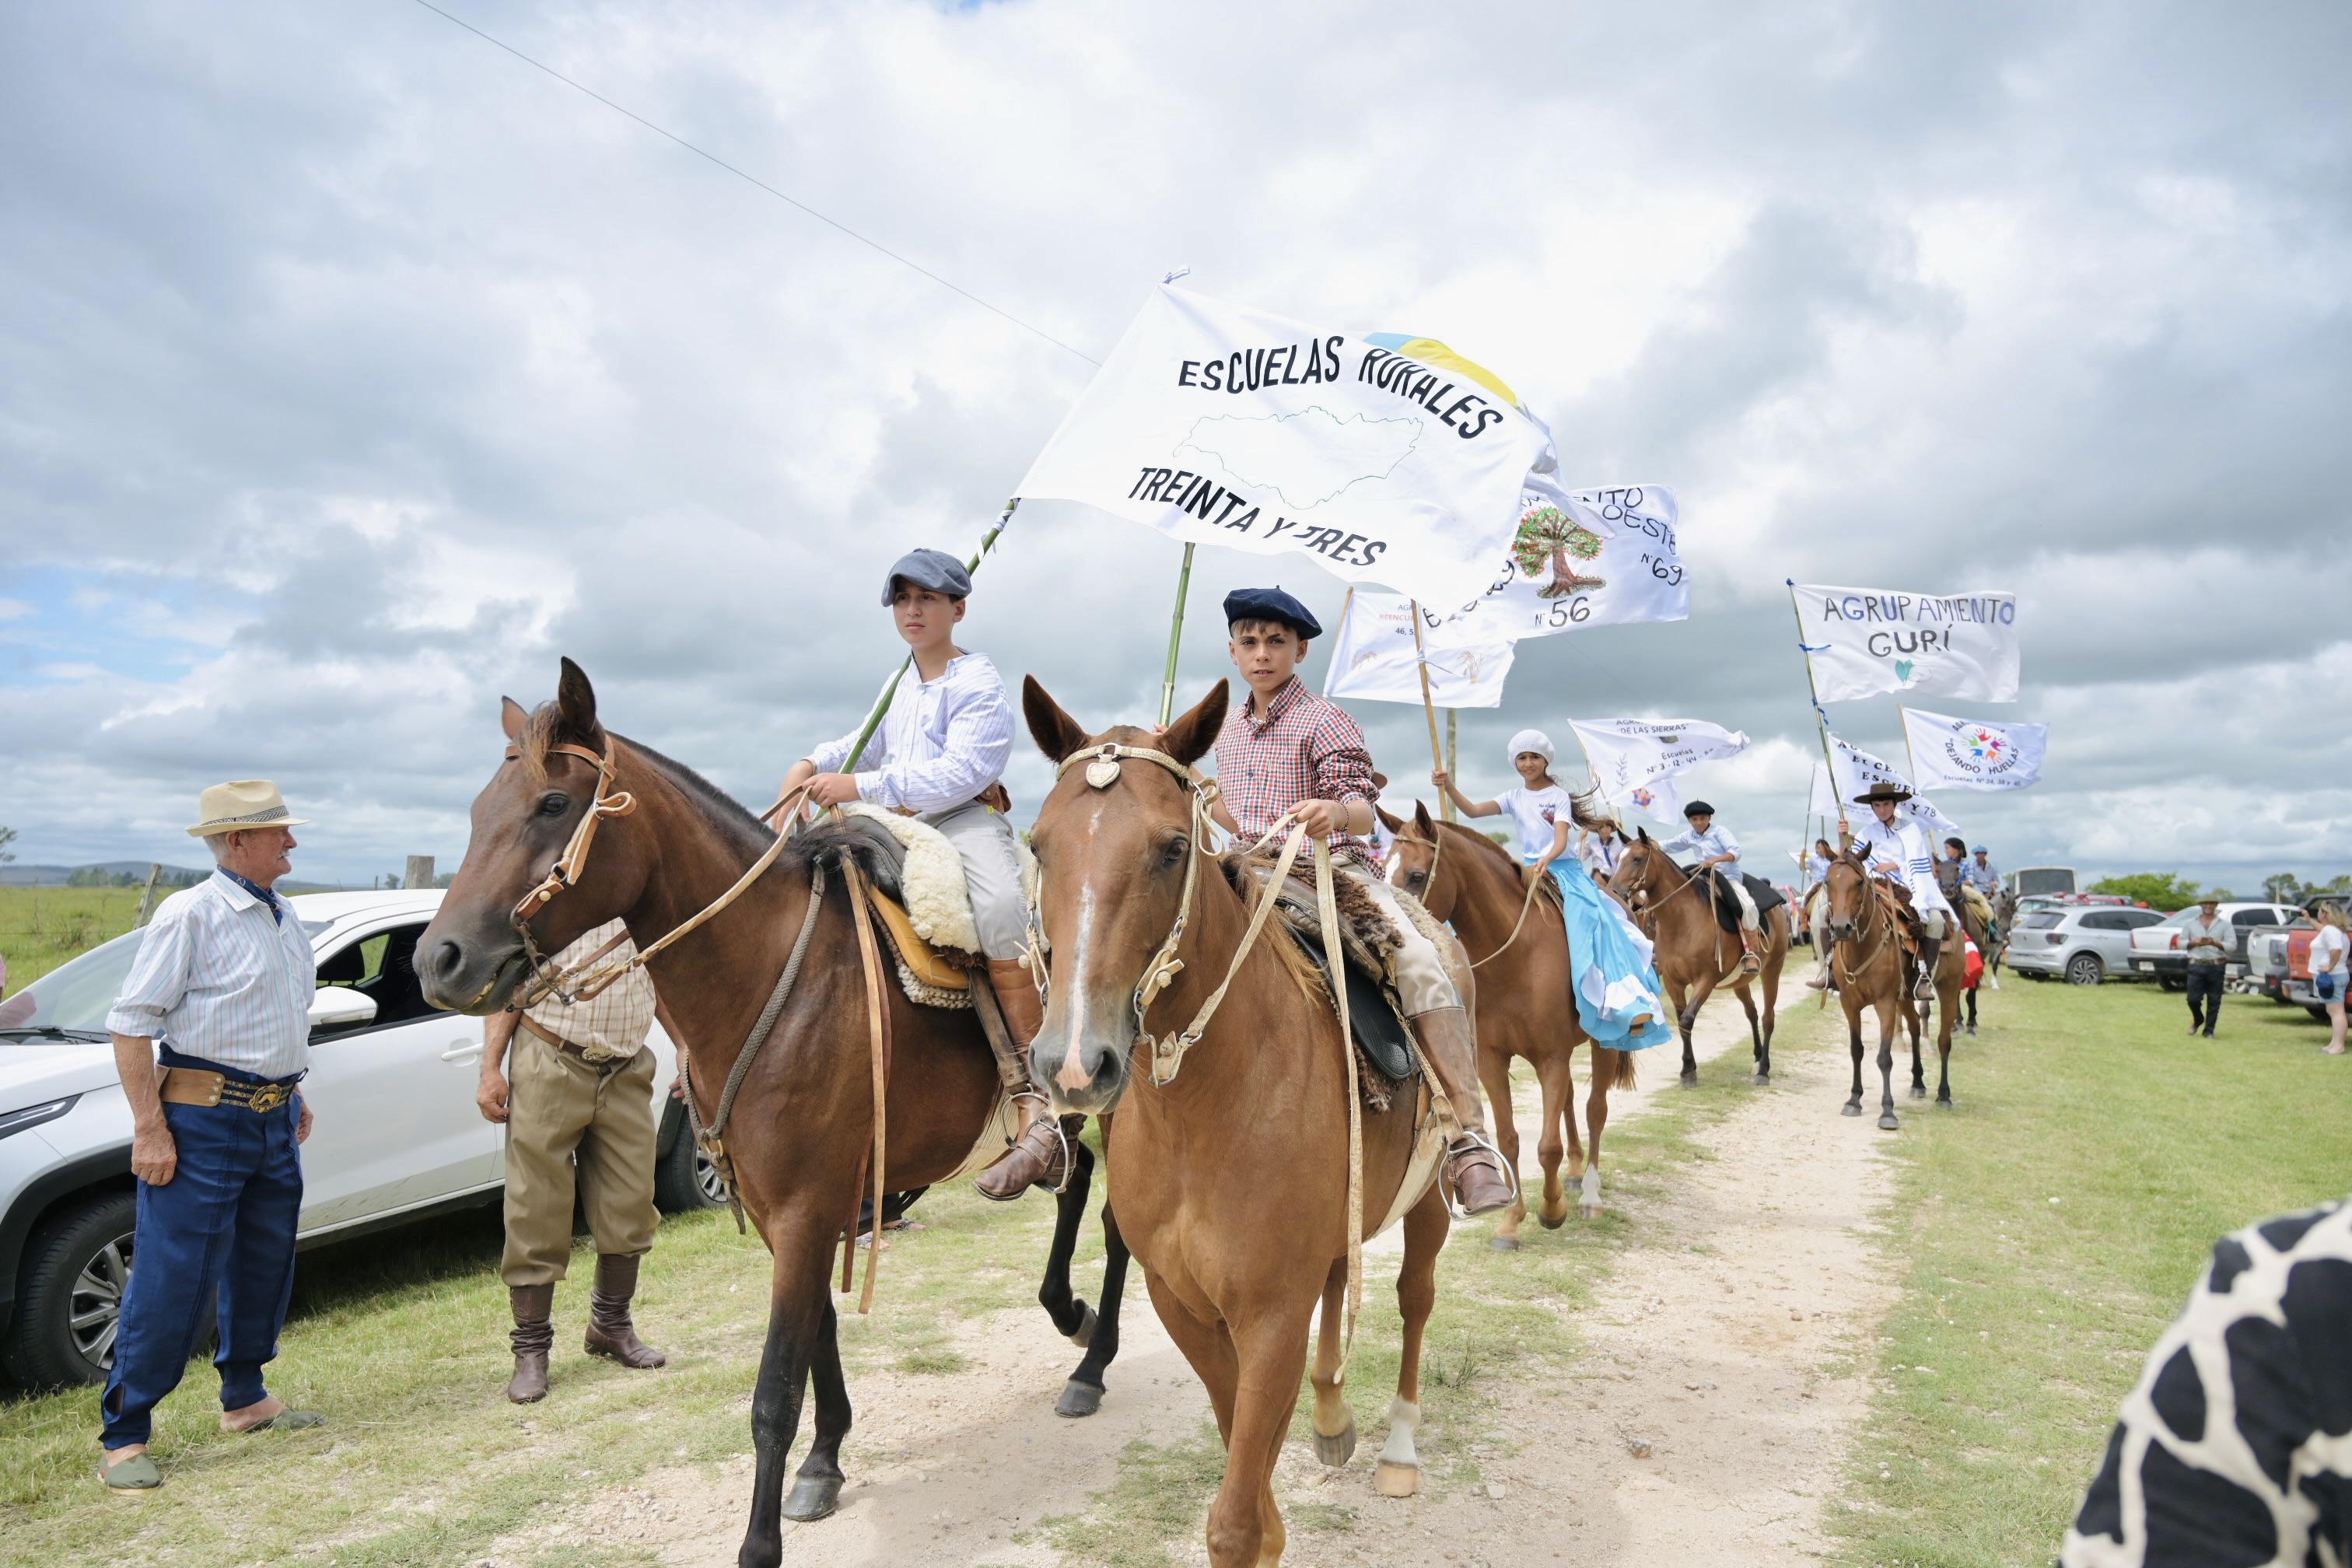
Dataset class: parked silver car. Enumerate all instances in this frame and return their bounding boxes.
[2007,905,2170,985]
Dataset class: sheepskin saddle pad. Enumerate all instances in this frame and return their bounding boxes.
[835,804,1038,1008]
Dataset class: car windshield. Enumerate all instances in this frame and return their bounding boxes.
[0,919,333,1040]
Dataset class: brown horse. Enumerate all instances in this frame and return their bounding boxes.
[1608,830,1790,1085]
[1821,852,1963,1128]
[415,660,1134,1568]
[1023,677,1451,1568]
[1382,803,1637,1241]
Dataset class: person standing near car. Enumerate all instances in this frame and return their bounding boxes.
[477,918,670,1402]
[2182,893,2230,1038]
[2312,904,2350,1056]
[96,781,324,1496]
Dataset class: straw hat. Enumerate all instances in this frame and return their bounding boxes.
[187,780,310,838]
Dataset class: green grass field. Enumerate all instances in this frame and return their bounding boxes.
[0,887,152,988]
[1829,975,2352,1566]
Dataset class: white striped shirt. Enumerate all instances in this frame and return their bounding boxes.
[807,651,1013,815]
[106,870,317,1079]
[523,920,657,1062]
[1660,823,1742,880]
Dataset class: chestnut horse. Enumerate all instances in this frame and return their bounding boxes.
[1023,677,1451,1568]
[1608,829,1790,1085]
[1382,803,1637,1240]
[1821,851,1963,1128]
[415,660,1132,1568]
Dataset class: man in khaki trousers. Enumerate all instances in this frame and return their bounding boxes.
[476,919,667,1402]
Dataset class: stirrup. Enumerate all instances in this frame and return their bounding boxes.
[1003,1090,1073,1195]
[1441,1130,1519,1222]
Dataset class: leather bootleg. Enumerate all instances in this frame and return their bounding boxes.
[501,1027,658,1288]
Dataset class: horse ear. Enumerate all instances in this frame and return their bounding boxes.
[500,696,528,741]
[1636,824,1652,843]
[555,657,599,739]
[1023,675,1090,765]
[1374,803,1404,835]
[1160,680,1229,769]
[1412,798,1436,838]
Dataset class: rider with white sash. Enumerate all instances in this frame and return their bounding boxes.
[1433,730,1662,1048]
[1839,782,1952,999]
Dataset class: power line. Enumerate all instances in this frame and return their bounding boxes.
[404,0,1102,367]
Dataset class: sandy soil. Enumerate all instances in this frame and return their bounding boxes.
[490,989,1899,1567]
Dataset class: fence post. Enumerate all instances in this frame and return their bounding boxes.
[134,863,163,929]
[404,856,435,890]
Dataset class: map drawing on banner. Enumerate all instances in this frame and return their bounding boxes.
[1566,718,1747,822]
[1900,708,2048,793]
[1324,592,1515,709]
[1414,475,1688,646]
[1015,285,1554,606]
[1823,730,1963,845]
[1791,582,2020,703]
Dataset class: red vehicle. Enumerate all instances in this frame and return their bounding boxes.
[2284,894,2352,1017]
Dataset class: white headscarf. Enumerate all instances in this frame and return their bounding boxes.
[1505,728,1555,766]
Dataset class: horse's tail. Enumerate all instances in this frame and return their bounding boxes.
[1602,1045,1636,1091]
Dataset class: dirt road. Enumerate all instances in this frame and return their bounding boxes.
[499,993,1899,1566]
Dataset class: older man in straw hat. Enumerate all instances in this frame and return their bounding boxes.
[97,781,324,1494]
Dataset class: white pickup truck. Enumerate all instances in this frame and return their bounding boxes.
[0,891,721,1389]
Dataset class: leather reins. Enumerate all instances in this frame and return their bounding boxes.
[1388,828,1543,971]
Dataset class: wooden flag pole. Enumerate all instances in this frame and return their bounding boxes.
[1786,579,1846,838]
[1442,707,1458,823]
[1155,543,1198,728]
[1407,600,1444,775]
[843,499,1019,772]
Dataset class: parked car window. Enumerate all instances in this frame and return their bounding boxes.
[313,922,436,1034]
[0,929,147,1035]
[2023,912,2065,929]
[2080,912,2126,930]
[2118,910,2166,929]
[2231,910,2273,929]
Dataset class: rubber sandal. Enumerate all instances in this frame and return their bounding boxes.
[100,1453,163,1494]
[236,1409,326,1433]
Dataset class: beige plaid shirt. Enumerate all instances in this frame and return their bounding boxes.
[523,919,657,1062]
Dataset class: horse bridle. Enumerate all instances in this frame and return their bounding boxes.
[1826,858,1892,985]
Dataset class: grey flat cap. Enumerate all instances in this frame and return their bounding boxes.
[880,548,971,604]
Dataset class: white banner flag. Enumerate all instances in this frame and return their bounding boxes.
[1567,719,1748,823]
[1807,761,1839,817]
[1410,475,1688,645]
[1015,285,1552,605]
[1324,592,1516,708]
[1790,582,2021,703]
[1900,707,2048,793]
[1825,730,1964,845]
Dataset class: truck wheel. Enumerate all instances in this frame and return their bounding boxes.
[2065,953,2105,986]
[2,1193,213,1391]
[653,1124,727,1214]
[2158,976,2185,992]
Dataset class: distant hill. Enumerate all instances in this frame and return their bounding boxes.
[0,861,211,889]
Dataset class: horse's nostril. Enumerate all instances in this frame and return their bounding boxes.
[426,939,466,982]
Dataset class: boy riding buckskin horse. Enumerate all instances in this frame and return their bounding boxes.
[1207,586,1514,1216]
[769,548,1065,1200]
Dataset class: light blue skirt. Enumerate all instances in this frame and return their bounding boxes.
[1535,858,1668,1050]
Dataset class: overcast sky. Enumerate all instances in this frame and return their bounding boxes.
[3,1,2347,893]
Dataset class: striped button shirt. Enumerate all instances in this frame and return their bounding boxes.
[1660,823,1743,880]
[523,920,658,1062]
[105,870,317,1080]
[807,652,1014,816]
[1213,677,1378,856]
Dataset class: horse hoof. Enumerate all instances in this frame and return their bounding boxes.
[1936,1096,1953,1110]
[1752,1073,1770,1087]
[1538,1208,1568,1231]
[1313,1421,1358,1468]
[1055,1379,1104,1419]
[1678,1073,1699,1089]
[1066,1302,1097,1349]
[1489,1234,1520,1253]
[782,1473,842,1523]
[1878,1113,1902,1132]
[1842,1102,1863,1118]
[1909,1084,1927,1100]
[1374,1460,1420,1498]
[1579,1203,1602,1220]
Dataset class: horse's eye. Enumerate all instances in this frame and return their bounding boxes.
[1160,835,1189,870]
[537,793,571,817]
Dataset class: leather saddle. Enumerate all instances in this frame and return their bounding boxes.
[866,891,973,995]
[1689,867,1787,933]
[818,816,977,1002]
[1282,924,1418,1083]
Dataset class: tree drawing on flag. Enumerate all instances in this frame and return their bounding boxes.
[1513,499,1608,600]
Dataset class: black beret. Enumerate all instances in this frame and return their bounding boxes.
[1682,800,1717,817]
[1222,586,1321,639]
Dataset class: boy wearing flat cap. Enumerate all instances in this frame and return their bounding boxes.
[1207,586,1514,1216]
[772,548,1066,1200]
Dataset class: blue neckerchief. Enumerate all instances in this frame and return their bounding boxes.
[220,867,284,925]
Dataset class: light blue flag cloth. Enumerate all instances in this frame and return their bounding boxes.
[1535,857,1668,1049]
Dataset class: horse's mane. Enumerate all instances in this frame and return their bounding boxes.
[1437,818,1523,880]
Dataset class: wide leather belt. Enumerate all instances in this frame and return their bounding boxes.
[517,1013,632,1070]
[159,1067,296,1114]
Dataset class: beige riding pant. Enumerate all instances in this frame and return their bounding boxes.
[922,800,1028,961]
[502,1031,660,1287]
[1339,859,1461,1017]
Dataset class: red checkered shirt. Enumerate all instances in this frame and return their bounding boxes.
[1213,677,1378,856]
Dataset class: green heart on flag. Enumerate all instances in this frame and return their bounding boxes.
[1895,659,1916,682]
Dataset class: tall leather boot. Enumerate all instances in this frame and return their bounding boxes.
[1409,1006,1517,1217]
[1913,938,1943,1001]
[506,1284,555,1404]
[583,1255,666,1369]
[974,957,1070,1202]
[1737,925,1763,975]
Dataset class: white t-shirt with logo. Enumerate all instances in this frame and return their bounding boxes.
[2314,925,2350,979]
[1496,784,1575,863]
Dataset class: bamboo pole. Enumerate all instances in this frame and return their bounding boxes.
[1786,579,1846,844]
[842,499,1020,772]
[1406,600,1444,774]
[1156,542,1198,728]
[1441,707,1458,824]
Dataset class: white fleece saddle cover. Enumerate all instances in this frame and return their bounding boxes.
[837,802,1036,955]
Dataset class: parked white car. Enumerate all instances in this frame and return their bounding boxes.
[2007,904,2170,985]
[0,890,722,1389]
